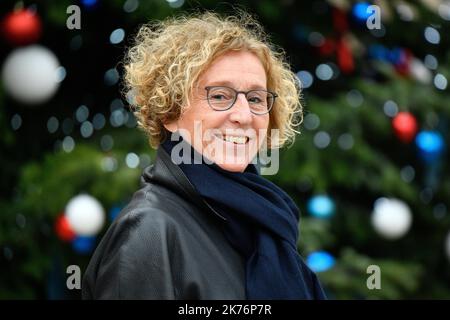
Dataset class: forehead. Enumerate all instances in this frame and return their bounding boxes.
[198,51,267,89]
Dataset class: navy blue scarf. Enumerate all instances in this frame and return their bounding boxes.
[161,132,326,299]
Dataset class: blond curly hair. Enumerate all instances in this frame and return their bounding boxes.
[123,11,302,149]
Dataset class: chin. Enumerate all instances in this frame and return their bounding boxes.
[203,135,259,172]
[215,161,249,173]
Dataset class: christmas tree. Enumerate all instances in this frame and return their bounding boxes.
[0,0,449,299]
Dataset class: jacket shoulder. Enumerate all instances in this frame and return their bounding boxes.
[82,187,184,299]
[117,186,183,230]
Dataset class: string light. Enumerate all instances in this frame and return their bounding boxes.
[123,0,139,13]
[47,116,59,133]
[314,131,331,149]
[110,28,125,44]
[11,114,22,131]
[62,136,75,153]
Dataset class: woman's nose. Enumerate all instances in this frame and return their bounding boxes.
[229,94,253,124]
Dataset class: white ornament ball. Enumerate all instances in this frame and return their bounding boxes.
[409,58,432,84]
[371,198,412,240]
[65,194,105,236]
[1,45,60,105]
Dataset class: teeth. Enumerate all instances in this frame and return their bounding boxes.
[222,135,248,144]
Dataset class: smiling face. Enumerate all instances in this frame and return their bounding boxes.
[163,50,270,172]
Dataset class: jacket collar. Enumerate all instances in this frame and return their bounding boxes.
[141,147,227,221]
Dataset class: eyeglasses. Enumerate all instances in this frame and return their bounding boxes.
[205,86,278,115]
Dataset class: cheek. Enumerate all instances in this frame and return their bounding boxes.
[256,119,270,152]
[178,105,211,133]
[201,112,229,133]
[254,116,270,139]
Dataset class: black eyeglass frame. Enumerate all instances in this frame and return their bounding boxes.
[204,85,278,115]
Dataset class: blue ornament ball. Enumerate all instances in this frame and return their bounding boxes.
[307,195,335,218]
[81,0,98,9]
[109,206,122,222]
[352,2,372,23]
[415,130,445,162]
[72,236,96,255]
[306,251,335,273]
[368,44,388,61]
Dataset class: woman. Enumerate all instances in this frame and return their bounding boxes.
[82,11,326,300]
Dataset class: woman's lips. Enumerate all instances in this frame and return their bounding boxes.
[214,134,250,145]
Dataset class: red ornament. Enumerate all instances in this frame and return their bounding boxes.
[336,37,354,74]
[316,6,354,74]
[2,9,42,46]
[392,112,418,143]
[55,214,76,242]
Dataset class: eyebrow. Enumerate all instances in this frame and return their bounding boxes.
[205,80,267,91]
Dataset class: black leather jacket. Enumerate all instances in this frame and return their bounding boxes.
[82,147,246,299]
